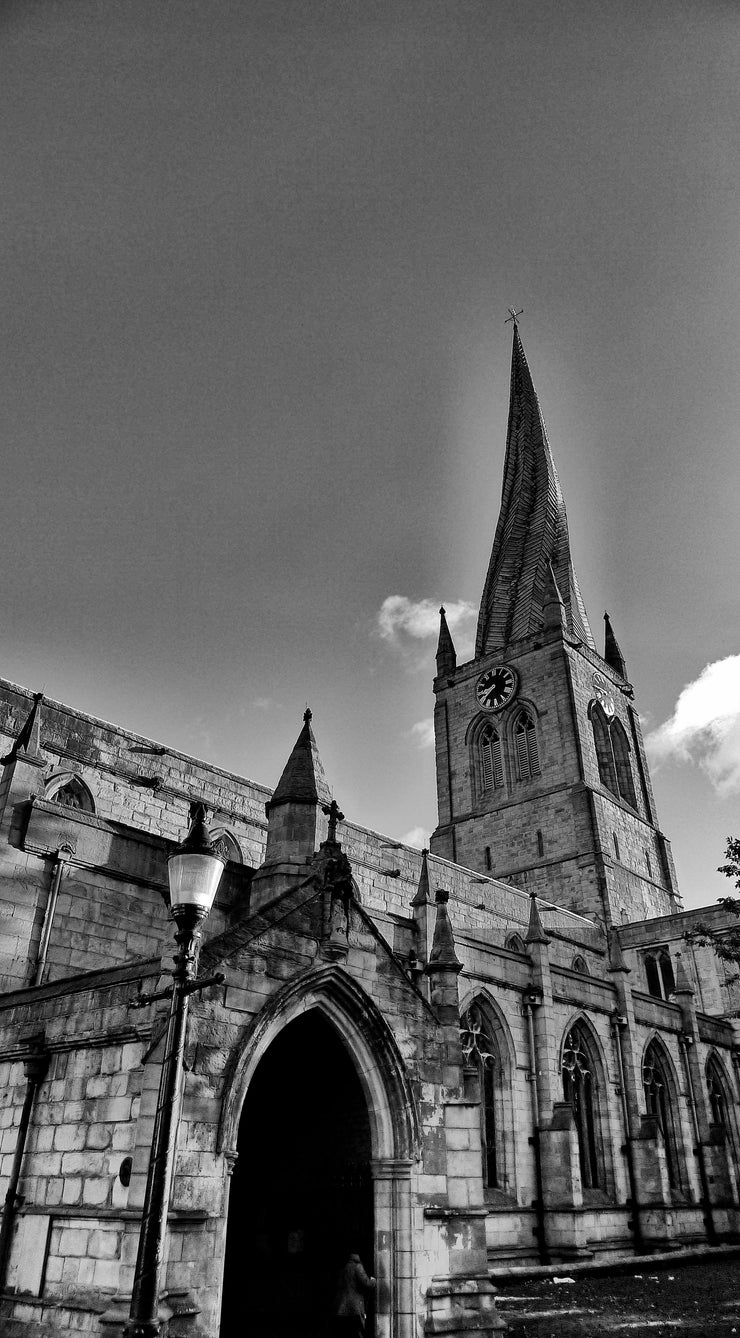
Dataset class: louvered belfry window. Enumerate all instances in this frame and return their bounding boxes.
[480,726,504,792]
[514,711,539,780]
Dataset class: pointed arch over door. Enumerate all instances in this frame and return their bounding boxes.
[218,966,418,1338]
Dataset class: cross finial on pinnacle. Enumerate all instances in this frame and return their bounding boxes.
[322,798,344,843]
[505,306,524,326]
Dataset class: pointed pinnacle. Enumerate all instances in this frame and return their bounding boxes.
[427,889,462,970]
[411,848,433,907]
[525,892,550,946]
[1,692,44,764]
[603,611,628,680]
[265,709,332,815]
[436,607,457,677]
[671,952,694,997]
[607,927,630,974]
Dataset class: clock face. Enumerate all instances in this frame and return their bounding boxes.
[476,664,519,712]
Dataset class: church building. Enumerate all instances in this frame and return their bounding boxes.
[0,324,738,1337]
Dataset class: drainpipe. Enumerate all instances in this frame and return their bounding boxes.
[0,1040,49,1292]
[679,1034,717,1245]
[32,847,72,986]
[524,996,549,1265]
[610,1012,646,1255]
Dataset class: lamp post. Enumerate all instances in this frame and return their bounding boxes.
[124,803,225,1338]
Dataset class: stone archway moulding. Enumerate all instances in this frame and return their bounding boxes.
[217,962,420,1163]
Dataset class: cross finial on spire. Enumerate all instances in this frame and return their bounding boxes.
[303,706,312,723]
[322,798,344,843]
[505,306,524,326]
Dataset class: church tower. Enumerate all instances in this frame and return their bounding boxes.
[430,322,680,925]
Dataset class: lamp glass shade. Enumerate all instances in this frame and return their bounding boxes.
[167,850,224,914]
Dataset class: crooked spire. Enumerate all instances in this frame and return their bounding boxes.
[475,326,595,656]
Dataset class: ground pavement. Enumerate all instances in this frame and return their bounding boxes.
[494,1250,740,1336]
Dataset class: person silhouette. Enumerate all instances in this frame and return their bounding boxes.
[332,1249,375,1337]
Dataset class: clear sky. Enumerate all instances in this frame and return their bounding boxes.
[2,1,739,911]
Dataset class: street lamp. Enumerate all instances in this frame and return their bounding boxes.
[124,803,225,1338]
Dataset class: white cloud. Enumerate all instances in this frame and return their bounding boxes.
[400,826,430,849]
[376,595,476,665]
[252,697,275,711]
[645,654,740,795]
[408,718,435,749]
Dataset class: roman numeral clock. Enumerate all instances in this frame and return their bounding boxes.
[475,664,519,711]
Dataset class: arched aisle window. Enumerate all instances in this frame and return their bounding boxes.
[460,1000,514,1195]
[706,1053,738,1162]
[561,1023,602,1190]
[44,773,95,814]
[513,710,540,781]
[479,724,504,792]
[210,829,243,864]
[642,1039,685,1193]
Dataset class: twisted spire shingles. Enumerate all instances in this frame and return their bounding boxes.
[475,327,595,656]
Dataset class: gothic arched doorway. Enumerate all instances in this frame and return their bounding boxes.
[220,1010,374,1338]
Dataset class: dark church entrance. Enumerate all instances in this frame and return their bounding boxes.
[220,1011,374,1338]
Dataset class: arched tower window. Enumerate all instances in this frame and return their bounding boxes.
[479,724,504,792]
[513,710,539,781]
[572,955,589,975]
[591,705,617,794]
[505,933,525,954]
[460,1003,508,1192]
[590,703,637,809]
[561,1023,601,1189]
[643,1040,684,1191]
[44,774,95,814]
[611,720,637,807]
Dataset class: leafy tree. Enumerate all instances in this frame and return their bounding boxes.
[686,837,740,973]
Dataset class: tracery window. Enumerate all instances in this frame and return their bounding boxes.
[460,1004,505,1190]
[513,711,539,781]
[590,704,636,808]
[478,724,504,792]
[45,775,95,814]
[644,949,675,1000]
[505,934,526,954]
[707,1054,732,1131]
[643,1040,682,1190]
[562,1024,601,1189]
[210,829,243,864]
[572,955,589,975]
